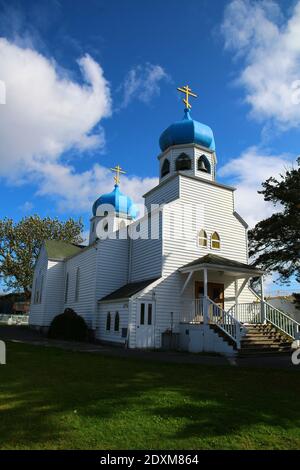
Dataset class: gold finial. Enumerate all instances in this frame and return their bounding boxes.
[110,164,126,185]
[177,84,197,109]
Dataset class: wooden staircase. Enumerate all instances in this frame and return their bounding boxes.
[239,324,293,356]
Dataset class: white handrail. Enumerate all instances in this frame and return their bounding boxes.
[229,302,261,323]
[206,298,242,348]
[180,298,244,348]
[228,300,300,340]
[264,300,300,339]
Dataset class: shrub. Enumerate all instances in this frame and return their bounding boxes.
[48,308,88,341]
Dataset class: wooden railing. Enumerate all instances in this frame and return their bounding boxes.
[228,302,261,324]
[180,298,205,324]
[180,297,242,348]
[228,300,300,340]
[264,301,300,339]
[206,298,242,348]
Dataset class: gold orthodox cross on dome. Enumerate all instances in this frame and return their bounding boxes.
[177,84,197,109]
[110,164,126,185]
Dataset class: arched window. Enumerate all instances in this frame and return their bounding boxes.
[106,312,111,331]
[198,154,211,174]
[175,153,191,171]
[64,273,69,303]
[75,267,80,302]
[161,159,170,177]
[114,312,120,332]
[211,232,221,249]
[198,229,208,247]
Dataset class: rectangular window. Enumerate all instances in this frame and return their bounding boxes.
[140,303,145,325]
[75,268,80,302]
[39,276,44,304]
[148,303,152,325]
[65,273,69,303]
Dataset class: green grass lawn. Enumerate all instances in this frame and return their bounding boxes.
[0,342,300,450]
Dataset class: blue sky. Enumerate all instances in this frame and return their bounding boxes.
[0,0,299,291]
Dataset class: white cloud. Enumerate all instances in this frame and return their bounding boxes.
[0,38,111,177]
[30,160,158,214]
[222,0,300,129]
[118,63,169,109]
[219,146,296,227]
[0,38,158,218]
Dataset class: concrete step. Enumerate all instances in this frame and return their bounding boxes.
[241,340,290,347]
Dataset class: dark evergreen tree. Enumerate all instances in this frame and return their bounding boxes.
[249,158,300,283]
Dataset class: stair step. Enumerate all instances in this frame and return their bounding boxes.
[239,350,291,357]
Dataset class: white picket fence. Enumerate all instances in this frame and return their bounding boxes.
[0,314,29,325]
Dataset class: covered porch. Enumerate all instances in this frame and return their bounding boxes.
[178,254,300,350]
[179,254,265,322]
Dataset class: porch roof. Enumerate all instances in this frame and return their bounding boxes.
[179,253,264,276]
[98,278,159,302]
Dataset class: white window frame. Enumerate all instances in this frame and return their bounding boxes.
[198,229,208,248]
[211,231,221,250]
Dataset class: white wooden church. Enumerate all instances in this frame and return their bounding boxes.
[29,86,299,355]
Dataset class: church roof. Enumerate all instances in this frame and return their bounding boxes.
[44,240,84,260]
[99,278,159,302]
[180,253,264,275]
[92,184,137,219]
[159,108,215,153]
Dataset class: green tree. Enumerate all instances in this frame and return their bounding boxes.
[0,215,84,296]
[293,293,300,310]
[249,158,300,283]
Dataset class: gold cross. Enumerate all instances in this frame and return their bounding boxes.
[110,164,126,185]
[177,84,197,109]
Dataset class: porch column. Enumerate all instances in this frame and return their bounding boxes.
[203,268,208,324]
[234,280,239,313]
[260,276,266,323]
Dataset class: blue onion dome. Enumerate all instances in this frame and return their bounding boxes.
[159,108,215,152]
[92,184,137,219]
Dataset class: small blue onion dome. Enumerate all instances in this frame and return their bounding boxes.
[92,184,137,219]
[159,108,215,152]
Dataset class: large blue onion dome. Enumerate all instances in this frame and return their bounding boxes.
[92,184,137,219]
[159,108,215,152]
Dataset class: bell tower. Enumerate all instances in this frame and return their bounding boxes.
[158,85,217,184]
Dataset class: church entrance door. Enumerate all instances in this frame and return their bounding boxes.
[136,301,155,348]
[195,281,224,309]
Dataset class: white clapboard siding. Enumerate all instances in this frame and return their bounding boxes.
[95,237,129,301]
[64,245,97,328]
[144,175,180,211]
[29,244,48,326]
[145,175,252,348]
[96,302,129,344]
[42,260,65,326]
[129,212,162,283]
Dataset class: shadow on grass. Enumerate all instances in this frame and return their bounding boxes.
[0,342,300,449]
